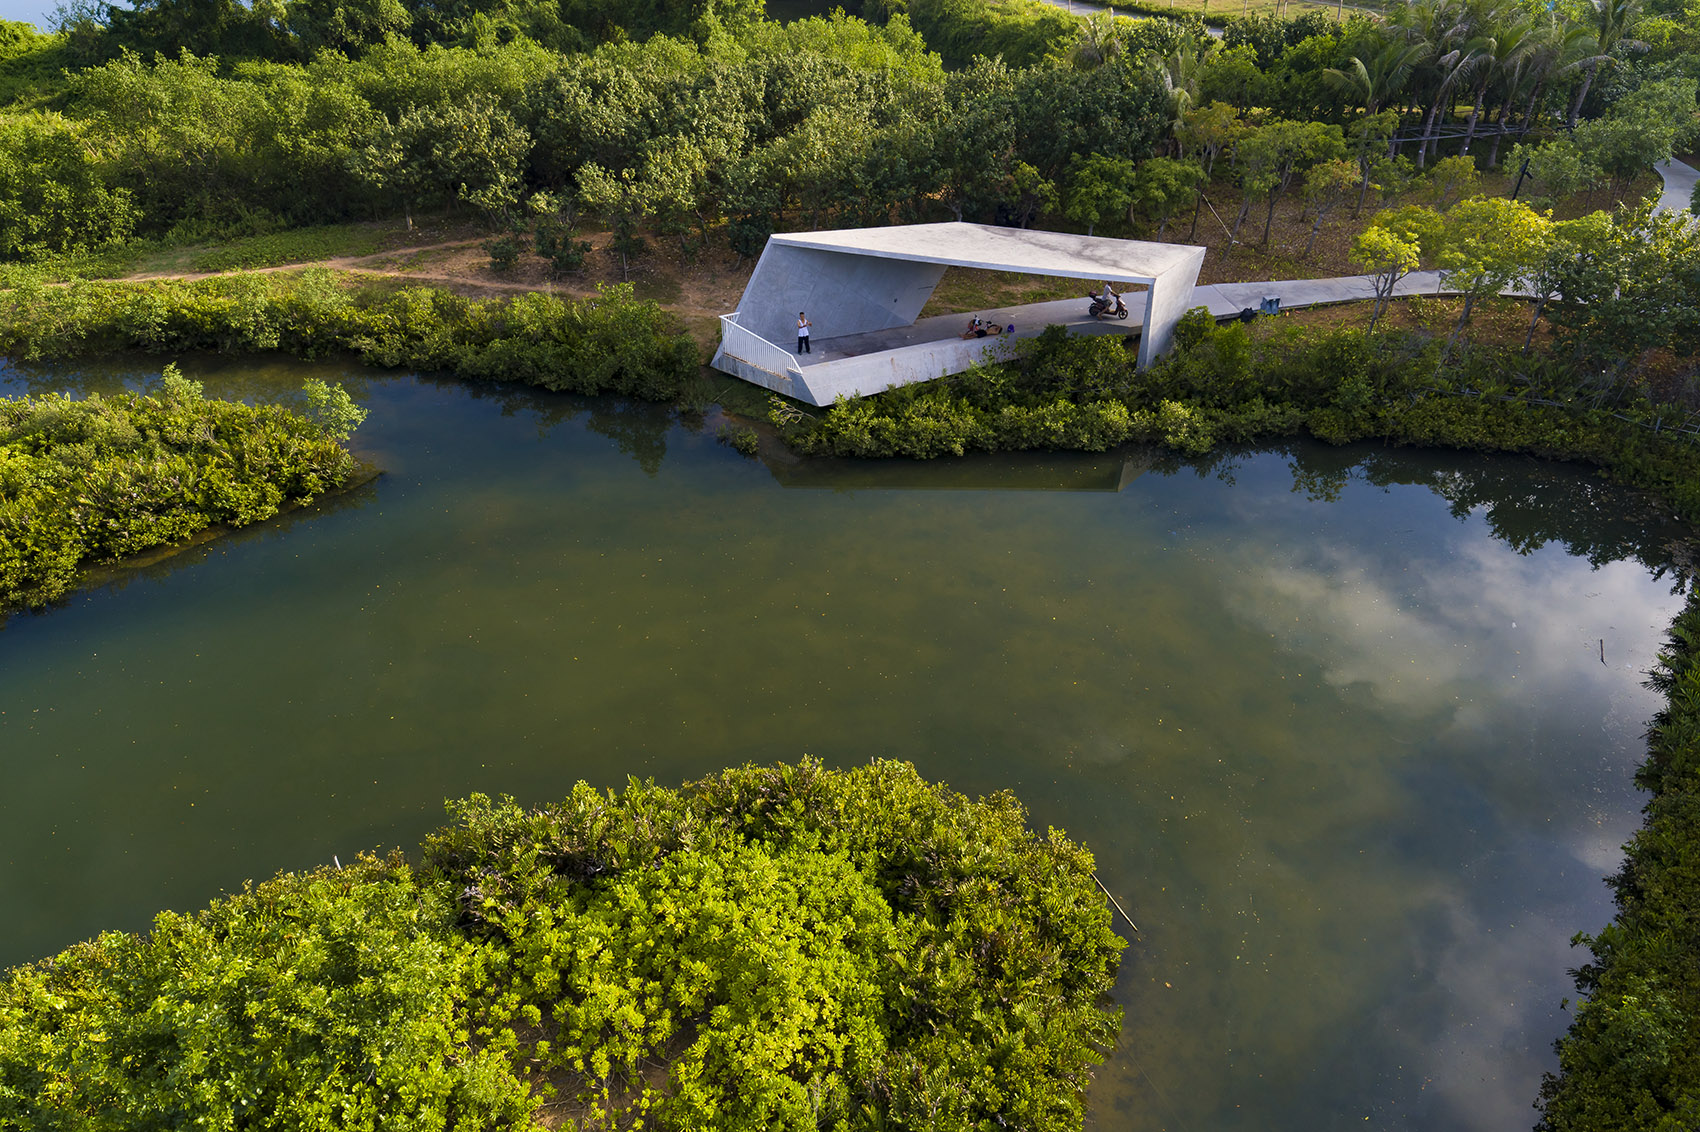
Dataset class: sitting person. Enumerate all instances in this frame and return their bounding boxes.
[961,316,985,339]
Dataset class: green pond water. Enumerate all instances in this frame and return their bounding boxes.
[1,355,1691,1131]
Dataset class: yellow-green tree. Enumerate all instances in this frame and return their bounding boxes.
[1350,203,1443,331]
[1436,196,1550,343]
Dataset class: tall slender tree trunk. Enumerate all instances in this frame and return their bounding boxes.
[1449,291,1476,346]
[1223,196,1252,261]
[1486,99,1511,167]
[1516,81,1544,141]
[1460,82,1488,155]
[1416,98,1442,169]
[1523,296,1547,351]
[1304,211,1326,257]
[1567,62,1598,129]
[1369,279,1392,331]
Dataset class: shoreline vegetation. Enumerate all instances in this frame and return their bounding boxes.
[0,364,367,612]
[0,760,1125,1132]
[2,0,1698,1122]
[0,274,700,402]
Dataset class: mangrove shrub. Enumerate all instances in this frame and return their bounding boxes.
[0,272,701,402]
[0,366,364,611]
[0,760,1126,1131]
[782,319,1700,523]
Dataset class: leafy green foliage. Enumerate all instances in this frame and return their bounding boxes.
[1540,205,1700,369]
[0,112,136,260]
[0,763,1126,1132]
[0,852,537,1130]
[0,273,702,403]
[0,365,363,610]
[426,759,1125,1131]
[1572,76,1700,187]
[904,0,1079,68]
[1350,203,1441,329]
[1435,196,1550,337]
[1509,138,1605,206]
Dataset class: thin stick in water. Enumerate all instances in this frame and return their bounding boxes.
[1093,873,1139,934]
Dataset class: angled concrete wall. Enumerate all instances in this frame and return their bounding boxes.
[1138,246,1207,367]
[735,244,947,347]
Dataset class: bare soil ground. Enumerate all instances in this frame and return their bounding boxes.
[1179,169,1660,285]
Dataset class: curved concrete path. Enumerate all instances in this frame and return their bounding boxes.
[1654,158,1698,218]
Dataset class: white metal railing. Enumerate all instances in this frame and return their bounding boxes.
[718,314,801,379]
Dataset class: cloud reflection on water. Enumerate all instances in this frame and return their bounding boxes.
[1198,510,1673,1132]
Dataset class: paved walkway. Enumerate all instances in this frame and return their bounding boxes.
[1654,158,1699,218]
[804,268,1481,372]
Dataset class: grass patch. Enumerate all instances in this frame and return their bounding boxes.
[634,273,684,304]
[920,268,1087,317]
[0,243,159,286]
[190,223,388,272]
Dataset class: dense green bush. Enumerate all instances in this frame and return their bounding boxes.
[1536,594,1700,1131]
[0,272,702,402]
[902,0,1078,68]
[784,320,1700,523]
[0,853,536,1131]
[0,760,1126,1132]
[0,112,137,261]
[0,366,364,610]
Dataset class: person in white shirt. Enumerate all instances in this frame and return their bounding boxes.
[796,312,811,354]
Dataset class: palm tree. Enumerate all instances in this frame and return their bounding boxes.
[1071,12,1125,71]
[1417,38,1491,168]
[1390,0,1480,169]
[1325,37,1426,212]
[1323,39,1428,117]
[1482,13,1571,166]
[1566,0,1643,127]
[1460,9,1537,158]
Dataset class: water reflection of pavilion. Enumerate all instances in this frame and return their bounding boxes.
[759,446,1150,493]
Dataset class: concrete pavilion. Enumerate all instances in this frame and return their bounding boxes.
[711,222,1207,407]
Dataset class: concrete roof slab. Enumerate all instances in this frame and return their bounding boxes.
[773,221,1200,284]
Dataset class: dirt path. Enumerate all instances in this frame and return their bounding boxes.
[111,235,755,347]
[123,238,494,284]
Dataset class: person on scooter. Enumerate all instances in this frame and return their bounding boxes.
[1090,282,1120,318]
